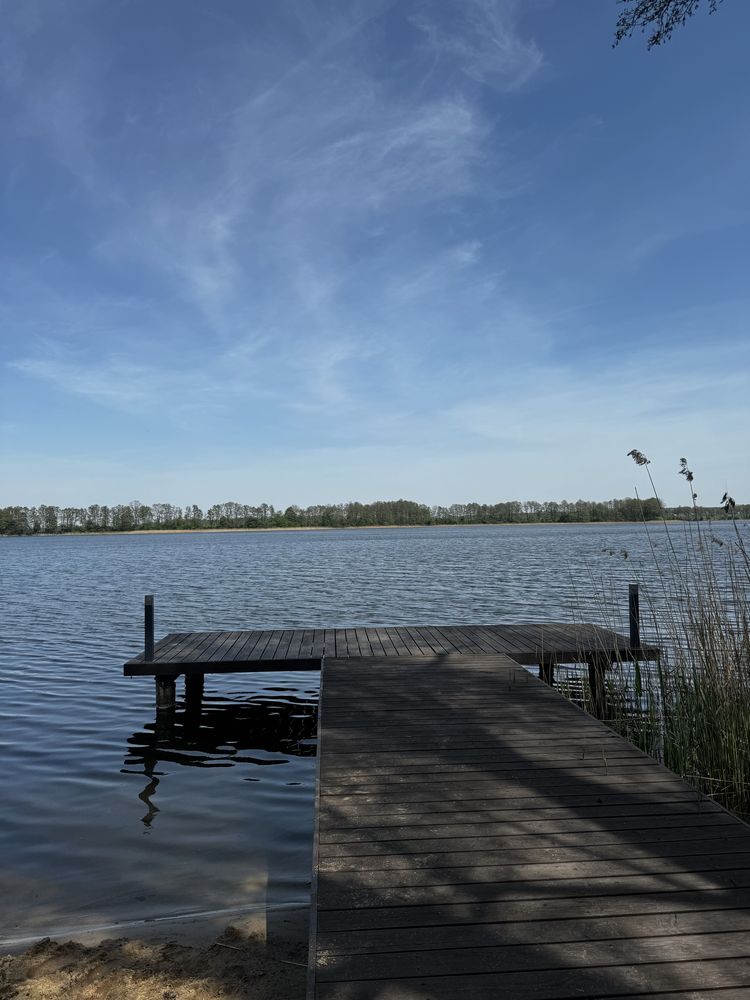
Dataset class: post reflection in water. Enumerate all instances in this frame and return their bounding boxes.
[122,681,319,829]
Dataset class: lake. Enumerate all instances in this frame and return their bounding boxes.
[1,521,743,945]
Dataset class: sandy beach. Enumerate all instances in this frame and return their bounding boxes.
[0,924,306,1000]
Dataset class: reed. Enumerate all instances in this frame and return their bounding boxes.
[569,454,750,818]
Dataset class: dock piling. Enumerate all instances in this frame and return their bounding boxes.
[538,654,555,686]
[587,652,608,717]
[155,676,176,710]
[185,673,204,708]
[144,594,155,662]
[629,582,640,650]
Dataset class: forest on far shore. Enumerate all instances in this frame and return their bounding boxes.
[1,496,747,535]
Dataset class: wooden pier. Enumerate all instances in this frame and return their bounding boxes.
[309,655,750,999]
[123,611,750,996]
[123,620,658,710]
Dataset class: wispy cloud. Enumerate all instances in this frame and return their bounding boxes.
[411,0,543,91]
[446,338,750,455]
[4,0,526,403]
[9,345,227,413]
[8,329,394,428]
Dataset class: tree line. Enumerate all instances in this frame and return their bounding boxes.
[1,495,746,535]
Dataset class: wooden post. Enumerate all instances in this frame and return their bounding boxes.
[629,583,640,650]
[185,673,204,707]
[538,655,554,686]
[144,594,155,662]
[154,702,175,742]
[155,676,176,710]
[587,654,607,718]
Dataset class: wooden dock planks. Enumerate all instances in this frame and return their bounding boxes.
[123,623,659,674]
[309,655,750,999]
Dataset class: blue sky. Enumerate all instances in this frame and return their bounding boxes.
[1,0,748,508]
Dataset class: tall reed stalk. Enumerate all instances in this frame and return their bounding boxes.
[571,454,750,818]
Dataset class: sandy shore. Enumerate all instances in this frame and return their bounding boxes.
[0,923,306,1000]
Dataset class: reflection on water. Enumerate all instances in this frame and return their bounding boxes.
[123,691,318,829]
[0,670,319,943]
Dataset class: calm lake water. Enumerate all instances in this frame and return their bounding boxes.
[1,522,745,945]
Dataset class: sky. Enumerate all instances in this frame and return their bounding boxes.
[1,0,748,508]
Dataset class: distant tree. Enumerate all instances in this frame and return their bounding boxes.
[40,504,58,533]
[116,505,135,531]
[614,0,724,47]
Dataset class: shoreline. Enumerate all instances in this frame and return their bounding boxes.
[0,921,307,999]
[1,519,693,538]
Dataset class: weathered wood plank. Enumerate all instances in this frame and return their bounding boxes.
[319,770,701,797]
[343,628,361,658]
[353,629,374,657]
[320,744,643,768]
[319,732,629,752]
[298,629,318,658]
[319,774,695,802]
[227,629,266,661]
[310,630,327,658]
[320,746,658,771]
[151,632,195,664]
[259,629,292,660]
[320,841,750,874]
[319,797,716,830]
[315,959,750,1000]
[212,631,245,661]
[441,625,489,654]
[320,817,741,855]
[320,811,737,842]
[321,755,657,780]
[179,631,226,663]
[272,629,297,661]
[319,785,700,815]
[317,854,750,896]
[411,626,453,655]
[361,628,389,656]
[323,629,337,658]
[388,628,418,659]
[318,905,750,955]
[316,886,750,933]
[363,628,386,657]
[316,866,750,910]
[317,930,750,981]
[162,631,214,663]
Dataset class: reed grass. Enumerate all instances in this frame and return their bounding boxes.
[568,454,750,819]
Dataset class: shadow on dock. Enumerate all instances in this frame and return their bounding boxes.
[312,654,750,999]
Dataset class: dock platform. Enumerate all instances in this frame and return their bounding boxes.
[123,622,658,675]
[310,654,750,999]
[123,620,659,712]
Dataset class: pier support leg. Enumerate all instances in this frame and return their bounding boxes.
[155,676,176,711]
[154,706,175,743]
[185,673,204,708]
[587,655,608,718]
[629,583,641,651]
[538,656,555,686]
[144,595,155,662]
